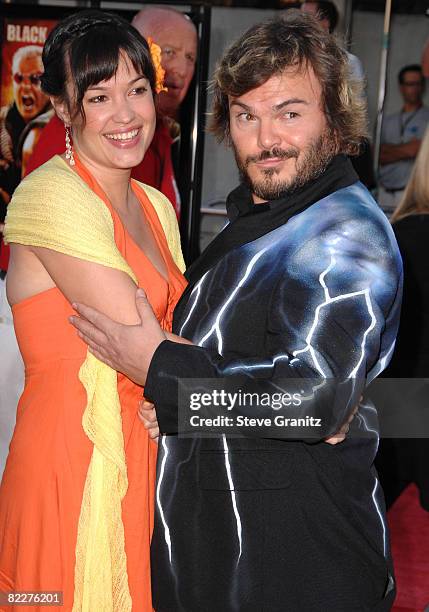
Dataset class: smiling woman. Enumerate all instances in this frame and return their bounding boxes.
[55,56,157,175]
[0,9,186,611]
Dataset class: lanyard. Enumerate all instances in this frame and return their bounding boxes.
[399,107,422,140]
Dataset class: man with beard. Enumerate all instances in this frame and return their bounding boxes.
[0,45,50,202]
[71,12,402,611]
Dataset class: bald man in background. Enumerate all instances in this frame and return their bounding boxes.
[132,7,197,124]
[25,6,198,217]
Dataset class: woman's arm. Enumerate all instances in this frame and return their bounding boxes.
[8,242,160,330]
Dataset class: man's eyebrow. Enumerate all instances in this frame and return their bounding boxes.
[86,76,146,91]
[273,98,308,111]
[229,98,309,112]
[229,101,252,111]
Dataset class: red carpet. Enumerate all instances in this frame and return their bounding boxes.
[388,484,429,611]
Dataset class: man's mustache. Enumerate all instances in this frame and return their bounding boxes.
[245,147,299,167]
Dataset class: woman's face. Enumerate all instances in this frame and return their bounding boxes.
[69,53,156,172]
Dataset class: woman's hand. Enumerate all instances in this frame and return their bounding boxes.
[138,399,159,443]
[324,401,360,445]
[139,397,361,446]
[165,331,193,345]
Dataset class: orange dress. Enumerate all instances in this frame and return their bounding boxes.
[0,158,187,611]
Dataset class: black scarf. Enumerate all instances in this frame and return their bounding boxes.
[184,154,358,289]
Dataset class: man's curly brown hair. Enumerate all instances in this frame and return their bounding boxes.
[208,10,367,156]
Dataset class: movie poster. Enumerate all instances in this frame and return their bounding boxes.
[0,16,57,269]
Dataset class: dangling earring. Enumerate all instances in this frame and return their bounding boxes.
[65,125,75,166]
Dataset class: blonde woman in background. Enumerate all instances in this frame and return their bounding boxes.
[376,126,429,512]
[390,126,429,224]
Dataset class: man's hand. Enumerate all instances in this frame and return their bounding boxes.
[69,288,166,386]
[138,399,159,443]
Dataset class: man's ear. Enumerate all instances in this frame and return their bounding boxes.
[50,96,71,125]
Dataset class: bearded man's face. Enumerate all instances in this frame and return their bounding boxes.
[228,67,337,202]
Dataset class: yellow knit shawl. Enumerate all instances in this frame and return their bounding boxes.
[4,156,185,611]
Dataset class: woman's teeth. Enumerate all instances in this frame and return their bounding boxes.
[105,129,138,141]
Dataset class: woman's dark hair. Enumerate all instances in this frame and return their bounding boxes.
[209,10,368,157]
[41,9,156,121]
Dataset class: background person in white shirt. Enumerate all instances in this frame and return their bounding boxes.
[379,64,429,215]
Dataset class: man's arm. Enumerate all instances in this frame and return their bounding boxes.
[379,139,421,165]
[71,208,401,441]
[9,243,165,347]
[73,288,360,445]
[143,214,401,439]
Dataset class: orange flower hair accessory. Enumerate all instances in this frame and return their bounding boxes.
[148,37,167,94]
